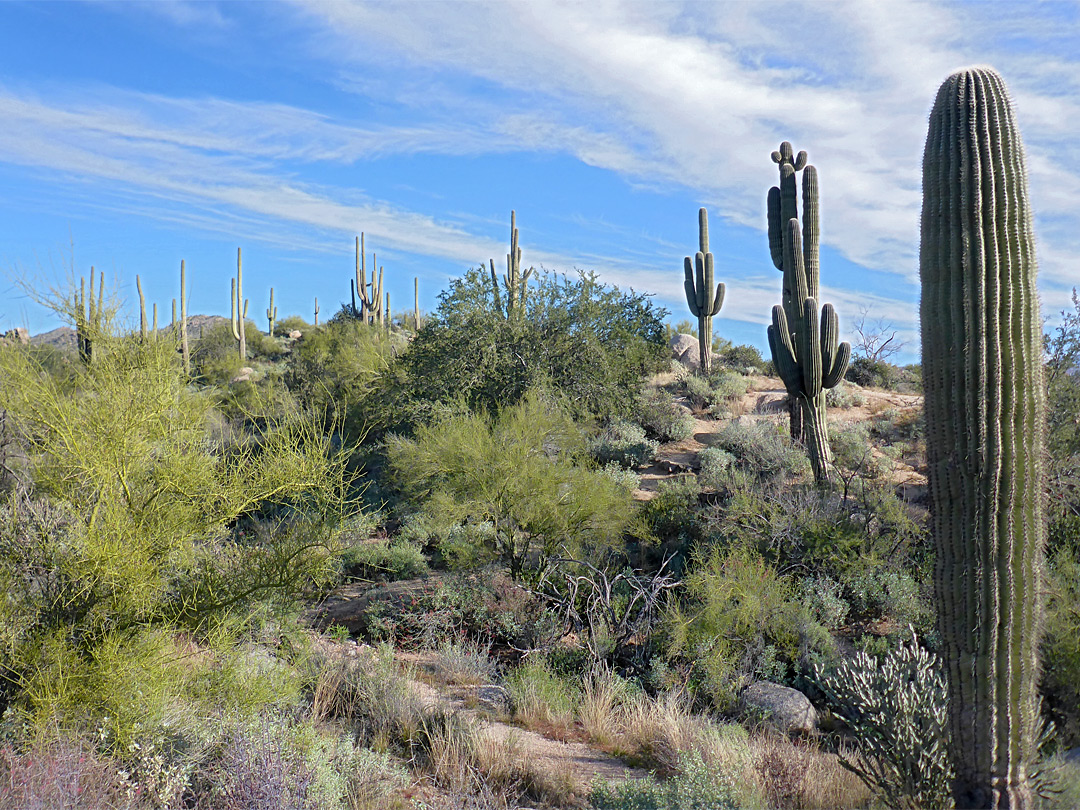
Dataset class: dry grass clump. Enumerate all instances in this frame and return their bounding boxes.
[750,732,871,810]
[0,736,143,810]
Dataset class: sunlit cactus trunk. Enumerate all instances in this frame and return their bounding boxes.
[921,66,1046,810]
[682,208,725,374]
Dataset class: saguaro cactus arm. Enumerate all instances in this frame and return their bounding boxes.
[921,66,1045,809]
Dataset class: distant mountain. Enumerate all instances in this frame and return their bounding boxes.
[29,316,230,351]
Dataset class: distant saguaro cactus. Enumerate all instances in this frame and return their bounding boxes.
[490,210,532,319]
[136,274,148,341]
[179,260,190,375]
[231,248,248,361]
[266,287,277,336]
[314,297,319,327]
[682,207,725,374]
[353,234,383,325]
[921,67,1046,809]
[765,143,849,483]
[75,266,104,365]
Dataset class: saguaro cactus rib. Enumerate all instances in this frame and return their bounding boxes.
[682,208,725,374]
[921,66,1045,809]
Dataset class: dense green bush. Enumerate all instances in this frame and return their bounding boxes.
[636,389,695,442]
[395,268,667,425]
[590,419,659,468]
[709,420,810,482]
[284,318,396,444]
[1043,547,1080,748]
[666,544,833,711]
[590,748,756,809]
[386,392,635,578]
[0,332,348,739]
[190,319,284,385]
[697,447,736,490]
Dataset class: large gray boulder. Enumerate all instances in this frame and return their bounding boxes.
[669,333,699,369]
[740,681,818,737]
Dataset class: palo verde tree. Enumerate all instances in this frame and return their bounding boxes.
[921,67,1045,809]
[385,390,634,580]
[0,310,349,737]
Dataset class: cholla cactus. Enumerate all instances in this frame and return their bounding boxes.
[812,636,953,809]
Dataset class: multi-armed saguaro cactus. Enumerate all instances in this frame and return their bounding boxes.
[231,247,248,361]
[682,207,725,374]
[266,287,277,336]
[75,266,105,365]
[490,210,532,319]
[921,67,1045,809]
[765,142,850,483]
[352,234,384,326]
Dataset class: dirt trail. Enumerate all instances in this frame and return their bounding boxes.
[311,637,649,798]
[633,375,924,500]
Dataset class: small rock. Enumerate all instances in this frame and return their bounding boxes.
[288,330,302,340]
[231,366,255,383]
[740,681,818,737]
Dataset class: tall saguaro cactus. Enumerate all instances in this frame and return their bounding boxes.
[682,207,725,374]
[490,210,532,319]
[136,275,148,341]
[921,67,1045,809]
[353,234,383,325]
[266,287,277,336]
[75,266,104,365]
[231,247,248,361]
[179,260,190,375]
[765,143,850,483]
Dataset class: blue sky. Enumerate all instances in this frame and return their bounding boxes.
[1,0,1078,363]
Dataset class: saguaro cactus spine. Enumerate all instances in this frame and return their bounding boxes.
[490,210,532,319]
[682,207,725,374]
[921,67,1045,809]
[266,287,277,336]
[231,248,248,361]
[765,143,849,483]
